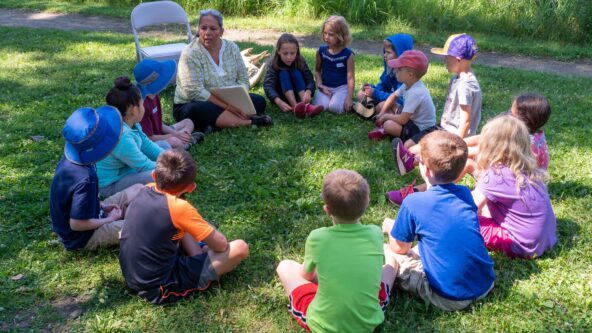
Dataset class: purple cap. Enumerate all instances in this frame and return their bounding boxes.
[431,34,478,60]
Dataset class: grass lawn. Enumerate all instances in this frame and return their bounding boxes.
[1,26,591,332]
[1,0,591,61]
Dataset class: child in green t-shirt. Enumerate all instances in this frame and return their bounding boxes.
[276,169,398,332]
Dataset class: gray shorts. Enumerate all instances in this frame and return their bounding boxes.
[139,253,219,304]
[391,248,493,311]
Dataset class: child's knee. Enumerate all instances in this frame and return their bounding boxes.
[232,239,249,260]
[383,120,399,134]
[276,259,297,275]
[180,118,194,131]
[404,139,416,148]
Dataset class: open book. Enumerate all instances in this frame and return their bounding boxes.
[209,85,257,116]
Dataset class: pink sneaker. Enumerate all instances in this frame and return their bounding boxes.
[305,104,324,117]
[392,138,415,175]
[368,127,388,141]
[294,102,306,119]
[386,180,417,206]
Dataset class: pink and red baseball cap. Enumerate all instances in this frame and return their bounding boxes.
[431,33,478,60]
[387,50,429,77]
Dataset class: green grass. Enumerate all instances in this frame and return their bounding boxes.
[1,0,591,60]
[1,26,592,332]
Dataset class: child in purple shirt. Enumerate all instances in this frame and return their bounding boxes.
[472,115,556,258]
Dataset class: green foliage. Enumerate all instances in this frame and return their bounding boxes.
[1,26,591,332]
[1,0,592,45]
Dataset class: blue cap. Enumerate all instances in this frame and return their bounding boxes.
[63,106,122,165]
[134,59,177,99]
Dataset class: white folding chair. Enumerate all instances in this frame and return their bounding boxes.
[130,1,192,65]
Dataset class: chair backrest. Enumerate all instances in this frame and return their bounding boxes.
[131,1,189,30]
[130,1,193,61]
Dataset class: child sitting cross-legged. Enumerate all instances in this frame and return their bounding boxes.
[472,115,556,258]
[368,50,437,142]
[119,149,249,304]
[50,106,143,250]
[276,169,397,332]
[357,33,414,113]
[134,59,204,150]
[383,131,495,311]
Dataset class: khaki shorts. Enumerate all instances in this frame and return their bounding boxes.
[83,187,133,250]
[391,248,493,311]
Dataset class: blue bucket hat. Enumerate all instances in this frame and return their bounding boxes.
[63,106,123,165]
[134,59,177,99]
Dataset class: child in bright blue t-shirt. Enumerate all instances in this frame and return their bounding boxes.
[383,130,495,311]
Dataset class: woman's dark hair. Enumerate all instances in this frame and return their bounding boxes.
[105,76,142,117]
[271,33,305,71]
[514,93,551,134]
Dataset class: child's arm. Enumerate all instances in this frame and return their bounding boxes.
[371,81,392,102]
[314,51,331,95]
[457,105,472,138]
[263,65,291,111]
[113,132,159,171]
[202,229,230,252]
[471,189,488,216]
[69,207,122,231]
[377,91,398,116]
[382,218,412,254]
[344,54,355,111]
[377,112,412,126]
[302,60,316,103]
[300,263,316,282]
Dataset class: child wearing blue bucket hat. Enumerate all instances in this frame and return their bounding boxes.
[135,59,204,150]
[49,106,143,250]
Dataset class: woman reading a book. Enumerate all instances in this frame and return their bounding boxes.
[173,9,272,131]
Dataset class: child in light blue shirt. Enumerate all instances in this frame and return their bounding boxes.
[97,76,163,197]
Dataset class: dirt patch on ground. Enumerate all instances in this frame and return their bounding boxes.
[2,294,92,332]
[1,8,592,78]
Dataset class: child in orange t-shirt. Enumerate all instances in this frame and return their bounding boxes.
[119,149,248,303]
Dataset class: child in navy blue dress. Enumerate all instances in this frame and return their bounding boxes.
[314,15,355,114]
[264,33,323,118]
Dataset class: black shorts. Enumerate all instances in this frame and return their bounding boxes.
[400,120,420,142]
[136,253,218,304]
[173,93,267,131]
[408,125,443,144]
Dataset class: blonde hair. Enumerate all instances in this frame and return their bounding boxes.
[321,169,369,221]
[478,115,548,191]
[321,15,351,47]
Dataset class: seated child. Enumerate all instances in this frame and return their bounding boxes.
[134,59,204,150]
[465,92,551,170]
[264,33,323,118]
[383,131,495,311]
[388,92,551,206]
[368,50,437,142]
[97,76,164,198]
[49,106,142,250]
[314,16,355,114]
[357,34,413,113]
[392,34,481,175]
[472,115,556,258]
[119,149,249,304]
[276,169,397,332]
